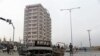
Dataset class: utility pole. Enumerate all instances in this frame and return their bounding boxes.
[87,30,92,47]
[19,37,21,44]
[80,41,83,47]
[61,7,80,45]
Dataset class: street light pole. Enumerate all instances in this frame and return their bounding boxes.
[87,30,91,47]
[61,7,80,45]
[11,23,15,42]
[0,17,15,43]
[7,19,15,43]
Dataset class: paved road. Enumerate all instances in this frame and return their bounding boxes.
[64,51,100,56]
[0,52,19,56]
[0,51,100,56]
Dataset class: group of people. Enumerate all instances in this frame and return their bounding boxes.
[2,42,14,54]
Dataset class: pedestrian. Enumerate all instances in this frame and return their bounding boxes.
[69,43,73,54]
[57,44,60,49]
[7,43,10,54]
[10,44,14,54]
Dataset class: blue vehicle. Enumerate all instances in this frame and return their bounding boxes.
[0,45,5,49]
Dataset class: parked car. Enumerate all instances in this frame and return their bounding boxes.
[0,44,5,49]
[13,46,17,52]
[2,47,7,52]
[18,46,28,55]
[66,48,70,52]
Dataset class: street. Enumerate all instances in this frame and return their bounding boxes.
[64,51,100,56]
[0,51,100,56]
[0,52,19,56]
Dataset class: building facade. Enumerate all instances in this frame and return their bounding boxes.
[24,4,51,46]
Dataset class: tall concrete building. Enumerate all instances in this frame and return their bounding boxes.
[24,4,51,47]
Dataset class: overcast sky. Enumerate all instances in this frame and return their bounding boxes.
[0,0,100,47]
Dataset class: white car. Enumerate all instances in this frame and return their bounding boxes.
[66,48,70,52]
[13,46,17,52]
[2,48,7,52]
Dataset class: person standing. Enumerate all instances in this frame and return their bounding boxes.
[10,44,14,54]
[69,43,73,54]
[7,43,10,54]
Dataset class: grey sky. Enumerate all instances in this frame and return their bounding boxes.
[0,0,100,47]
